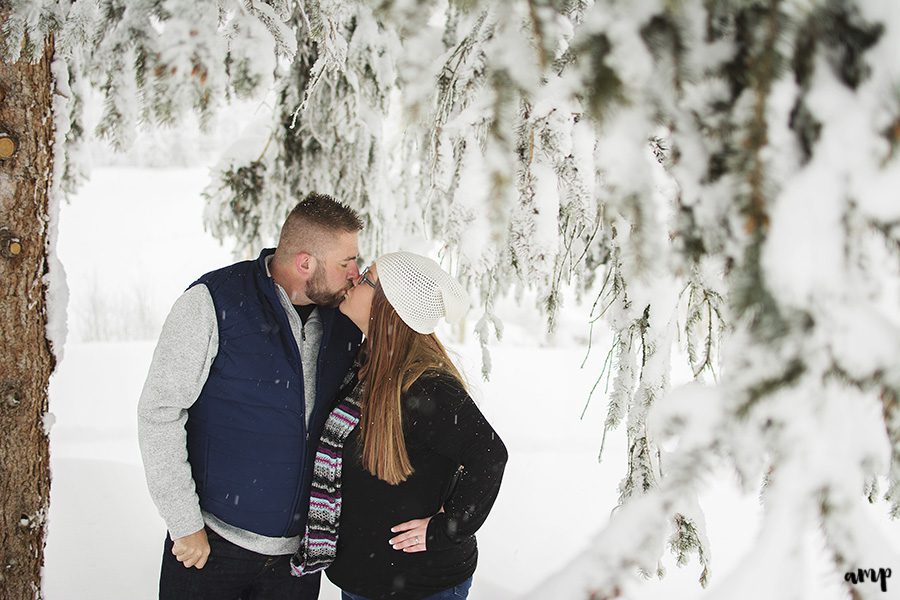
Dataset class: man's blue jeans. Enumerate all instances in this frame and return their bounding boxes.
[340,576,473,600]
[159,527,320,600]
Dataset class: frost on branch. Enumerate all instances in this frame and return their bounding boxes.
[205,0,398,261]
[439,1,899,598]
[3,0,288,194]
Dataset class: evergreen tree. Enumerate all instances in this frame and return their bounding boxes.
[0,11,58,596]
[0,1,288,594]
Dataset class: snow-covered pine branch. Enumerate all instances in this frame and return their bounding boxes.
[204,0,400,262]
[4,0,289,183]
[525,1,900,598]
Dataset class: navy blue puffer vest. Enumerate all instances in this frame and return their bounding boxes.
[186,248,361,537]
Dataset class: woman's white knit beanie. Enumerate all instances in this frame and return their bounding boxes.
[376,252,470,334]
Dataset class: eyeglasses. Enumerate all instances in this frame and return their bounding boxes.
[358,265,377,289]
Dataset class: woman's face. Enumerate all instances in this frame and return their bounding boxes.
[340,263,378,335]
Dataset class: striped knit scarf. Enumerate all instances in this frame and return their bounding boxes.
[290,373,363,577]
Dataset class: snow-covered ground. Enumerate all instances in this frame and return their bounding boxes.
[44,168,900,599]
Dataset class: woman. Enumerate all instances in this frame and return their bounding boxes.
[291,252,508,600]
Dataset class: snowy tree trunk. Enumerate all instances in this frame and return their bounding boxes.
[0,21,56,599]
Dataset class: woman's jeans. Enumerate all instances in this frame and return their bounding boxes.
[340,576,473,600]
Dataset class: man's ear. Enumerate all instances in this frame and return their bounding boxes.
[294,252,315,277]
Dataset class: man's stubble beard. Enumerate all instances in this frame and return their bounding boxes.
[305,265,350,307]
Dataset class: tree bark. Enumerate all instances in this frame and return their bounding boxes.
[0,19,56,600]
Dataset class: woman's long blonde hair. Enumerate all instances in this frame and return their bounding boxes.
[357,285,465,485]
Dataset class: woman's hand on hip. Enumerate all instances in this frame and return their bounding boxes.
[389,516,433,553]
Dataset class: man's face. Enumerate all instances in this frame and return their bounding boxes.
[305,231,360,307]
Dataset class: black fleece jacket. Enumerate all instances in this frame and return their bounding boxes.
[325,373,508,600]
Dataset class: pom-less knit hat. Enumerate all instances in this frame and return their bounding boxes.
[376,252,470,334]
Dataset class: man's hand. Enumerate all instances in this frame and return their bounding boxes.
[389,516,433,553]
[172,528,211,569]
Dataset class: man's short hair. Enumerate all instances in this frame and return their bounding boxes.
[275,193,363,259]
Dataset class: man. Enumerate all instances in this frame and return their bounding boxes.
[138,193,364,599]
